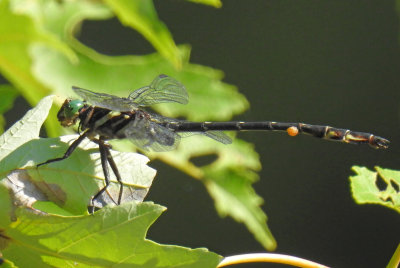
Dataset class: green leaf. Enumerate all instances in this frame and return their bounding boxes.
[0,258,17,268]
[29,24,273,250]
[204,167,276,250]
[0,92,220,268]
[1,202,221,267]
[14,0,113,40]
[0,116,5,134]
[0,181,12,227]
[0,84,19,133]
[0,0,77,137]
[145,137,275,250]
[10,0,271,251]
[21,0,246,121]
[1,136,156,215]
[0,0,75,103]
[387,243,400,268]
[0,95,53,162]
[0,84,18,114]
[0,97,156,215]
[186,0,223,8]
[350,166,400,213]
[104,0,182,68]
[31,44,248,121]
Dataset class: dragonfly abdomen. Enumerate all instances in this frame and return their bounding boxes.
[299,124,389,148]
[171,121,302,132]
[170,121,389,149]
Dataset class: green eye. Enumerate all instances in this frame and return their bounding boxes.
[57,99,84,127]
[65,99,84,118]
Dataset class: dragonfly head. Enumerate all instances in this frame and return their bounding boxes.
[57,99,84,127]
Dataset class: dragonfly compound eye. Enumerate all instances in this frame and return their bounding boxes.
[57,99,84,127]
[68,99,85,116]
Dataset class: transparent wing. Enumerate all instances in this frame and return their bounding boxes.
[72,86,138,112]
[150,113,233,145]
[124,115,181,152]
[203,131,232,144]
[179,131,232,144]
[128,74,189,107]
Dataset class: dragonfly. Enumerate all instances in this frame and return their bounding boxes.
[37,74,390,210]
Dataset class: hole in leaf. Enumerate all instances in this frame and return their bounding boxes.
[390,180,399,192]
[375,174,387,191]
[190,153,218,167]
[380,196,394,204]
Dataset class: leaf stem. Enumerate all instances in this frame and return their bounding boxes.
[387,243,400,268]
[154,154,204,179]
[218,253,329,268]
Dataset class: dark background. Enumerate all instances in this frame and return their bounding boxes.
[5,1,400,267]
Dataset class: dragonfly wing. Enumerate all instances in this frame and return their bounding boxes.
[72,86,138,112]
[203,131,232,144]
[179,131,232,144]
[128,74,189,107]
[150,114,232,145]
[124,116,180,152]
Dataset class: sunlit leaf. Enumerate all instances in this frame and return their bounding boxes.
[158,135,275,250]
[31,44,248,121]
[0,0,77,137]
[387,243,400,268]
[186,0,223,8]
[1,136,155,215]
[24,0,271,250]
[350,166,400,213]
[143,136,275,250]
[10,0,113,40]
[0,0,75,102]
[1,0,273,251]
[0,96,156,215]
[0,85,18,114]
[0,84,19,133]
[0,202,221,267]
[0,257,16,268]
[0,95,53,162]
[203,167,276,250]
[104,0,182,68]
[0,84,220,268]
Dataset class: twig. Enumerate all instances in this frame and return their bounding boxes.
[218,253,329,268]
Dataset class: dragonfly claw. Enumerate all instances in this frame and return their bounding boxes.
[370,136,390,149]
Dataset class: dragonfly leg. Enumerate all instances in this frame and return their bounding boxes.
[103,146,124,205]
[90,139,124,210]
[91,141,114,208]
[37,132,88,167]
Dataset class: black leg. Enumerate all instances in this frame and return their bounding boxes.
[103,146,124,205]
[37,132,88,167]
[91,140,124,207]
[91,141,113,207]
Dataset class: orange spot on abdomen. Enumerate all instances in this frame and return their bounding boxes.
[287,126,299,136]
